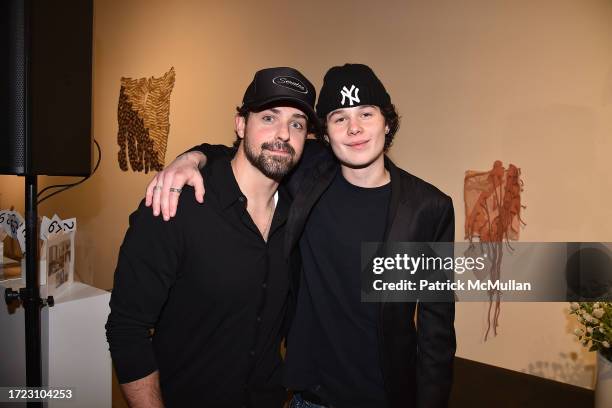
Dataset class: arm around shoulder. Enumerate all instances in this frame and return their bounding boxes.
[145,143,235,219]
[186,143,235,164]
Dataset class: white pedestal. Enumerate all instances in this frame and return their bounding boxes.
[0,280,111,407]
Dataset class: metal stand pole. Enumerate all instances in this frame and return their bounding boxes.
[4,178,58,408]
[5,176,43,406]
[24,175,42,408]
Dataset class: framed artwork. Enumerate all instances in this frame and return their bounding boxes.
[45,232,74,297]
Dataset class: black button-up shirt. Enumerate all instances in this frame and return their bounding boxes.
[106,157,294,408]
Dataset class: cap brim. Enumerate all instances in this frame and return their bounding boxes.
[248,96,321,132]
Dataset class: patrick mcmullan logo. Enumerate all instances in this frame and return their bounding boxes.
[272,76,308,94]
[340,85,360,106]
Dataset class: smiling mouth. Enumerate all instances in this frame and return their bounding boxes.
[265,148,292,155]
[261,141,295,156]
[346,140,370,149]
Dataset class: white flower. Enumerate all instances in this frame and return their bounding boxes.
[578,317,585,324]
[593,309,605,319]
[600,327,606,333]
[592,318,600,324]
[574,328,585,337]
[570,302,580,311]
[603,341,610,348]
[594,302,601,309]
[587,327,594,334]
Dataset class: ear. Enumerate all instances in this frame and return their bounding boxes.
[384,125,390,135]
[235,115,246,139]
[323,134,330,144]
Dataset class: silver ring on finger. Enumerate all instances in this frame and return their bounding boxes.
[169,187,182,193]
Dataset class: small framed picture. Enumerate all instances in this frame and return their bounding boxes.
[46,232,74,296]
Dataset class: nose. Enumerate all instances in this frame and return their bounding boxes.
[277,121,291,142]
[348,118,361,136]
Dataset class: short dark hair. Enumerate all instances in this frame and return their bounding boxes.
[315,104,400,152]
[232,104,318,148]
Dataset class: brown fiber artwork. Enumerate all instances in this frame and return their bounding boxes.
[464,160,526,341]
[117,67,175,173]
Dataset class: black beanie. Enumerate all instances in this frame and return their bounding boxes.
[316,64,391,119]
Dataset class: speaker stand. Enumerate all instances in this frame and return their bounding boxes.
[4,175,54,408]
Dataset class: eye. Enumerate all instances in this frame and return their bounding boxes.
[361,111,373,118]
[334,116,346,124]
[290,121,305,130]
[262,115,274,123]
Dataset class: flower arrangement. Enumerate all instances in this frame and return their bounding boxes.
[570,302,612,362]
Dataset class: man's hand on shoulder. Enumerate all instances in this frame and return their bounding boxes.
[145,151,207,221]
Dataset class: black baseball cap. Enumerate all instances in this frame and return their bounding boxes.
[316,64,391,119]
[242,67,319,127]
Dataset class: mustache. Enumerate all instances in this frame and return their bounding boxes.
[261,141,295,156]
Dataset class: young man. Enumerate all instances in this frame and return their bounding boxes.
[147,64,456,408]
[106,67,319,408]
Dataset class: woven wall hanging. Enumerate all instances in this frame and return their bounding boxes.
[117,67,175,173]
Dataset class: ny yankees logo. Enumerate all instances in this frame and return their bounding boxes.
[340,85,360,106]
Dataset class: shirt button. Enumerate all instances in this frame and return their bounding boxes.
[238,196,246,203]
[261,283,267,289]
[256,316,262,323]
[249,350,255,356]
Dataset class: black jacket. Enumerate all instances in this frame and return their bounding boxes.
[195,140,456,408]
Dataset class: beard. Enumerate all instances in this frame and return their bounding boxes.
[243,135,296,180]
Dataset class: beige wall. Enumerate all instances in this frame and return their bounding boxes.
[0,176,24,214]
[2,0,612,392]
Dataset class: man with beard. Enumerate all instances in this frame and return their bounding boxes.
[145,64,455,408]
[106,67,319,408]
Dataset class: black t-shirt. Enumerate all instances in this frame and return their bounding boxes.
[285,170,391,408]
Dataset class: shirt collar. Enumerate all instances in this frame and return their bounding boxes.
[205,157,291,213]
[205,157,245,210]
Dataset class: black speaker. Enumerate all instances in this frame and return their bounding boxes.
[1,0,93,176]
